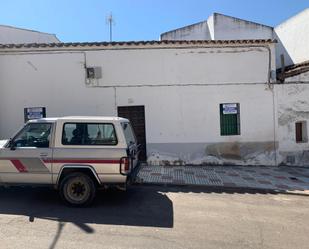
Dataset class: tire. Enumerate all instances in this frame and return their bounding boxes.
[59,172,96,207]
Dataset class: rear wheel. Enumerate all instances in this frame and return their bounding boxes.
[59,172,96,207]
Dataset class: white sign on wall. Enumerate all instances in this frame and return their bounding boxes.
[24,107,46,122]
[222,103,238,114]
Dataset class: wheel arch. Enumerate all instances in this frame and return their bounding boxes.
[56,165,101,188]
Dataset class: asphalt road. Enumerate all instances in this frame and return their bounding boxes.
[0,185,308,249]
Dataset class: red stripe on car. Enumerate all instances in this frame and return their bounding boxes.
[10,160,28,173]
[42,159,121,164]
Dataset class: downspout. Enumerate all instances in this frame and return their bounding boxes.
[272,84,278,166]
[263,44,278,166]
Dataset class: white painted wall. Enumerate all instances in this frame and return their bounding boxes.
[275,83,309,166]
[85,46,273,86]
[275,9,309,67]
[161,21,211,40]
[116,85,275,143]
[212,14,273,40]
[161,13,274,41]
[0,52,115,137]
[116,84,277,166]
[0,43,283,166]
[0,25,59,44]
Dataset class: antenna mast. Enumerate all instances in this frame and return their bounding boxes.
[106,13,115,42]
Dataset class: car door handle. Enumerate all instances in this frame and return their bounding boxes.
[40,153,48,157]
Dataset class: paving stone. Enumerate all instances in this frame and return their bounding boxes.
[215,170,226,174]
[151,173,162,176]
[258,180,272,185]
[228,173,239,177]
[185,174,196,185]
[244,169,255,173]
[195,175,207,178]
[274,176,287,179]
[161,176,173,180]
[223,182,237,187]
[275,184,289,189]
[173,179,185,184]
[294,177,309,183]
[137,165,309,191]
[243,177,255,181]
[260,173,270,176]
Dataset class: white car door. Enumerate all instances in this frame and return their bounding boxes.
[0,122,53,184]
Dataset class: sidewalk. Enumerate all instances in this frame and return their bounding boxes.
[136,164,309,194]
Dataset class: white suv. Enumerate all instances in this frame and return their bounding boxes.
[0,116,139,206]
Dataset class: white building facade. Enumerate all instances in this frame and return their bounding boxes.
[276,62,309,166]
[0,25,59,44]
[1,8,309,166]
[275,9,309,67]
[161,13,274,41]
[1,39,302,166]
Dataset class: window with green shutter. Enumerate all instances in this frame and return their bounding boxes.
[220,103,240,136]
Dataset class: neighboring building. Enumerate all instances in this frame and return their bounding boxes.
[161,13,274,41]
[275,9,309,68]
[276,61,309,166]
[0,40,283,166]
[0,25,59,44]
[161,9,309,69]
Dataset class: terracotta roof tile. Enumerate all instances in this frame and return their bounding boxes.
[0,39,276,50]
[277,60,309,80]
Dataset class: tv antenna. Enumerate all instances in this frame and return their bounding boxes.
[106,12,115,42]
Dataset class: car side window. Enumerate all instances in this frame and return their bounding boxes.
[62,123,117,145]
[13,123,52,148]
[121,122,136,145]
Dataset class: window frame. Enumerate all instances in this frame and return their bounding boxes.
[10,122,53,148]
[220,103,241,136]
[61,122,118,146]
[295,121,308,143]
[121,122,137,145]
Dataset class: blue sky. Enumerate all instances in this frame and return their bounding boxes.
[0,0,308,42]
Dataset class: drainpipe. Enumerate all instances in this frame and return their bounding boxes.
[265,45,278,166]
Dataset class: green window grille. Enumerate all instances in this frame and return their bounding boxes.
[220,103,240,136]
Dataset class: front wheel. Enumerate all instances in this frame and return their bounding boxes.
[59,173,96,207]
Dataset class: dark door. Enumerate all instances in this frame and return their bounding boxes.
[118,106,147,161]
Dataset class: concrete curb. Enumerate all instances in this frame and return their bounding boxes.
[134,181,309,196]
